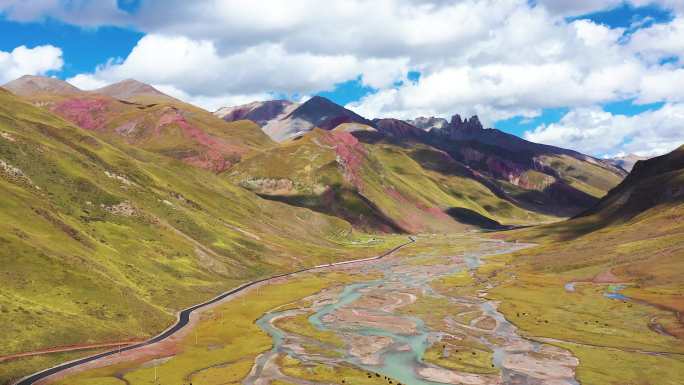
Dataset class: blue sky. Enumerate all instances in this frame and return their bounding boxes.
[0,0,683,157]
[0,19,142,78]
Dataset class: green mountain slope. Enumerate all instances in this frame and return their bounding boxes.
[515,146,684,294]
[476,146,684,384]
[229,126,553,233]
[0,88,401,381]
[3,76,275,173]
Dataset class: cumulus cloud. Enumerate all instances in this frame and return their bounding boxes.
[0,0,129,26]
[4,0,684,155]
[347,13,642,124]
[535,0,684,16]
[524,103,684,157]
[629,15,684,64]
[66,34,409,102]
[153,84,275,112]
[0,44,63,83]
[533,0,623,17]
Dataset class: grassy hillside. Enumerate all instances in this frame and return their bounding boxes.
[7,83,274,173]
[482,147,684,384]
[0,88,403,382]
[229,127,553,233]
[428,138,625,217]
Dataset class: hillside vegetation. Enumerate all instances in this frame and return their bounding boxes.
[0,88,403,381]
[229,127,554,233]
[485,146,684,384]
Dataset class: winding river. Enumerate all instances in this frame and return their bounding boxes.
[246,239,581,385]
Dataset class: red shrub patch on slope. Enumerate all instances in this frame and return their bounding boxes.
[156,107,246,172]
[384,186,454,233]
[323,130,367,188]
[51,98,109,131]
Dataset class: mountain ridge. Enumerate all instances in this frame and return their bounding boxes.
[1,75,274,173]
[92,79,176,102]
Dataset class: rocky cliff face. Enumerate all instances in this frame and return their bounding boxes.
[373,118,425,139]
[430,114,486,139]
[215,100,298,126]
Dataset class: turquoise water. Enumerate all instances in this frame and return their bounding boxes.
[250,242,580,385]
[307,279,446,385]
[604,284,630,301]
[604,292,629,300]
[464,254,482,270]
[252,277,445,385]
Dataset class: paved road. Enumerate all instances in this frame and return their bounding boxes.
[0,341,143,363]
[13,237,414,385]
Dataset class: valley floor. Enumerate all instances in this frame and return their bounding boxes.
[5,234,683,385]
[6,235,684,385]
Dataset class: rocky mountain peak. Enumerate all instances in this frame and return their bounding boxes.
[450,114,483,133]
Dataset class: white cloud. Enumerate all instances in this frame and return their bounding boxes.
[628,15,684,64]
[66,34,409,109]
[534,0,684,16]
[524,104,684,157]
[347,14,642,123]
[0,0,128,26]
[0,45,63,83]
[153,84,274,112]
[533,0,623,17]
[5,0,684,156]
[638,67,684,103]
[67,73,110,90]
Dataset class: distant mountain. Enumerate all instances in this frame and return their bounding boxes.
[3,74,82,96]
[216,96,373,141]
[215,100,298,127]
[373,118,425,139]
[395,114,627,216]
[580,145,684,220]
[0,88,388,381]
[92,79,175,102]
[2,76,273,172]
[228,126,551,233]
[606,154,648,172]
[217,96,626,218]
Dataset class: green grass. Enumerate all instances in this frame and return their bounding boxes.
[230,130,554,233]
[539,154,623,198]
[52,271,371,385]
[554,341,684,385]
[279,354,395,385]
[274,313,345,348]
[481,156,684,384]
[423,340,497,375]
[0,90,406,384]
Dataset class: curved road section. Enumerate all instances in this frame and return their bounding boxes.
[14,237,415,385]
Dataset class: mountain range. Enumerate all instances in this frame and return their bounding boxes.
[505,144,684,326]
[606,153,648,172]
[2,75,628,235]
[2,75,682,384]
[219,93,626,229]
